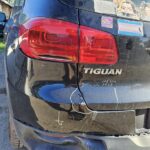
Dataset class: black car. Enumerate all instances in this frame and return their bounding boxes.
[3,18,14,41]
[0,11,7,36]
[5,0,150,149]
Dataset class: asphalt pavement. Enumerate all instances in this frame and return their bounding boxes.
[0,53,12,150]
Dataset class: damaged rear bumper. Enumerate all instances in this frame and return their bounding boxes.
[14,119,150,150]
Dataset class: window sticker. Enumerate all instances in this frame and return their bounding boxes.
[118,19,144,37]
[114,0,139,20]
[101,16,113,28]
[141,2,150,21]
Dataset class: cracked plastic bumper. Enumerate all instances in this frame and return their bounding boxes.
[14,119,150,150]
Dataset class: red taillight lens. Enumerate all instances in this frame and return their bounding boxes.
[19,18,78,62]
[79,26,118,65]
[19,18,118,65]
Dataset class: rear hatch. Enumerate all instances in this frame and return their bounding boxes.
[60,0,150,111]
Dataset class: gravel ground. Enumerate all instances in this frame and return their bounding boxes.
[0,53,12,150]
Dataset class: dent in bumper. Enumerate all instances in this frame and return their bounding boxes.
[14,119,150,150]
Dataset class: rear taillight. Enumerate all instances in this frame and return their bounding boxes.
[19,18,78,62]
[19,18,118,65]
[79,26,118,65]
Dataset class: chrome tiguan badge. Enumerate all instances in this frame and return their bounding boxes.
[84,68,123,76]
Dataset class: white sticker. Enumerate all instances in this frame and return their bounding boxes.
[101,16,113,28]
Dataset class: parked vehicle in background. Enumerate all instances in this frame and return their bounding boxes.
[3,18,13,41]
[0,11,6,36]
[4,0,150,149]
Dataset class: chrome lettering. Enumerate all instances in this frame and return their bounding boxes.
[84,68,123,76]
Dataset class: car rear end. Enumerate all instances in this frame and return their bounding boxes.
[5,0,150,149]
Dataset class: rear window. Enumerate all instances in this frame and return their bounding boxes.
[60,0,150,21]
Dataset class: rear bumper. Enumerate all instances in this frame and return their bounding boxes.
[6,52,150,136]
[7,79,150,135]
[14,119,150,150]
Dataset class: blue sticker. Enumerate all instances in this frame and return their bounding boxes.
[118,19,144,37]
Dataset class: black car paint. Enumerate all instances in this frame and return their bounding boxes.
[5,0,150,149]
[78,10,150,111]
